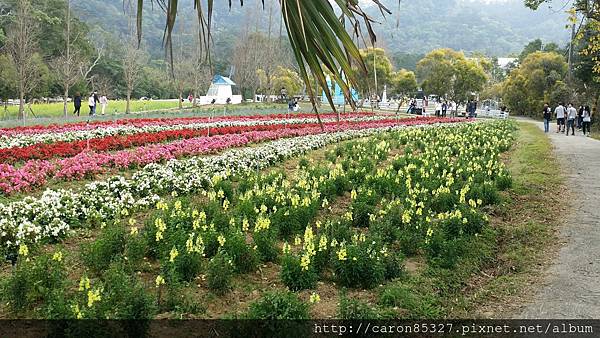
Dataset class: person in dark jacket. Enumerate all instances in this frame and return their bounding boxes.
[92,91,100,115]
[441,101,448,117]
[73,92,82,116]
[543,103,551,133]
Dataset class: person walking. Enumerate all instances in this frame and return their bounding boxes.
[73,92,82,116]
[566,103,577,136]
[100,95,108,115]
[442,101,448,117]
[555,102,566,133]
[577,105,584,130]
[92,91,100,115]
[543,103,551,133]
[582,105,592,136]
[88,93,95,116]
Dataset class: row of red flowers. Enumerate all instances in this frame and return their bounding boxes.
[0,117,460,195]
[0,121,338,163]
[0,112,374,136]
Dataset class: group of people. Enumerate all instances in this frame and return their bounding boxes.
[73,91,108,117]
[434,101,450,117]
[465,100,478,119]
[543,102,593,136]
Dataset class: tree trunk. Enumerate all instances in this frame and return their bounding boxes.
[178,92,183,109]
[18,91,25,120]
[63,87,69,118]
[126,92,131,114]
[192,90,198,108]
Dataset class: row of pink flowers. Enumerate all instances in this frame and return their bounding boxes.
[0,112,375,136]
[0,117,461,195]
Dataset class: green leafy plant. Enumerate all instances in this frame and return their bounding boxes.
[245,291,310,319]
[207,251,234,295]
[280,254,318,291]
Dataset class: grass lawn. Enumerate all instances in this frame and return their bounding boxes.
[0,102,291,128]
[2,100,188,119]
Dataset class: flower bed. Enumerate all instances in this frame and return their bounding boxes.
[0,113,379,148]
[0,116,385,163]
[0,120,517,321]
[0,118,457,195]
[0,112,372,136]
[0,118,460,252]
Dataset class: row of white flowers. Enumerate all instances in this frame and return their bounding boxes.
[0,116,391,149]
[0,122,463,251]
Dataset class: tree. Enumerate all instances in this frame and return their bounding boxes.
[417,48,487,106]
[389,69,417,102]
[451,58,488,106]
[519,39,543,62]
[169,43,193,109]
[501,51,568,116]
[122,38,148,114]
[4,0,39,120]
[0,54,17,113]
[356,48,394,97]
[265,67,303,97]
[417,49,463,99]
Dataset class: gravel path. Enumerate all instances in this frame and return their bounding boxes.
[520,121,600,319]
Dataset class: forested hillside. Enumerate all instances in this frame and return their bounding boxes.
[71,0,570,58]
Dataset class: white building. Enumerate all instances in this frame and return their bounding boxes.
[198,75,243,105]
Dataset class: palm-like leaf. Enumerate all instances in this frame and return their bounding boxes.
[132,0,390,126]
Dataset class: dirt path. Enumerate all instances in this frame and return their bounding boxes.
[520,120,600,319]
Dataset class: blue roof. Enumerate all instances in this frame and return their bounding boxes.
[212,75,236,86]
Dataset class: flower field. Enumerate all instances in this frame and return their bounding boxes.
[0,114,518,322]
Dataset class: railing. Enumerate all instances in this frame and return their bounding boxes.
[477,109,510,119]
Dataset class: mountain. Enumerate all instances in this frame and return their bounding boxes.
[71,0,570,59]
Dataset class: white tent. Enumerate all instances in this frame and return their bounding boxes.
[199,75,243,105]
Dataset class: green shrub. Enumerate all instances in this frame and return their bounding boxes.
[397,228,423,256]
[207,251,234,295]
[1,253,67,314]
[332,242,385,289]
[165,250,203,283]
[280,254,318,291]
[337,294,379,319]
[382,251,405,280]
[81,224,126,274]
[468,182,500,206]
[98,263,157,320]
[223,230,257,273]
[425,232,467,269]
[124,233,148,270]
[351,192,378,228]
[379,284,443,319]
[246,291,309,319]
[496,171,513,191]
[253,228,279,263]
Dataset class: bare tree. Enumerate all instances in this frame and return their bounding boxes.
[189,48,211,108]
[5,0,39,120]
[51,0,104,117]
[122,38,147,114]
[231,34,262,101]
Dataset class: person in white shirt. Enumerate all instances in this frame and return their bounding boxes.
[88,94,95,116]
[566,103,578,136]
[554,103,566,133]
[100,95,108,115]
[582,105,592,136]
